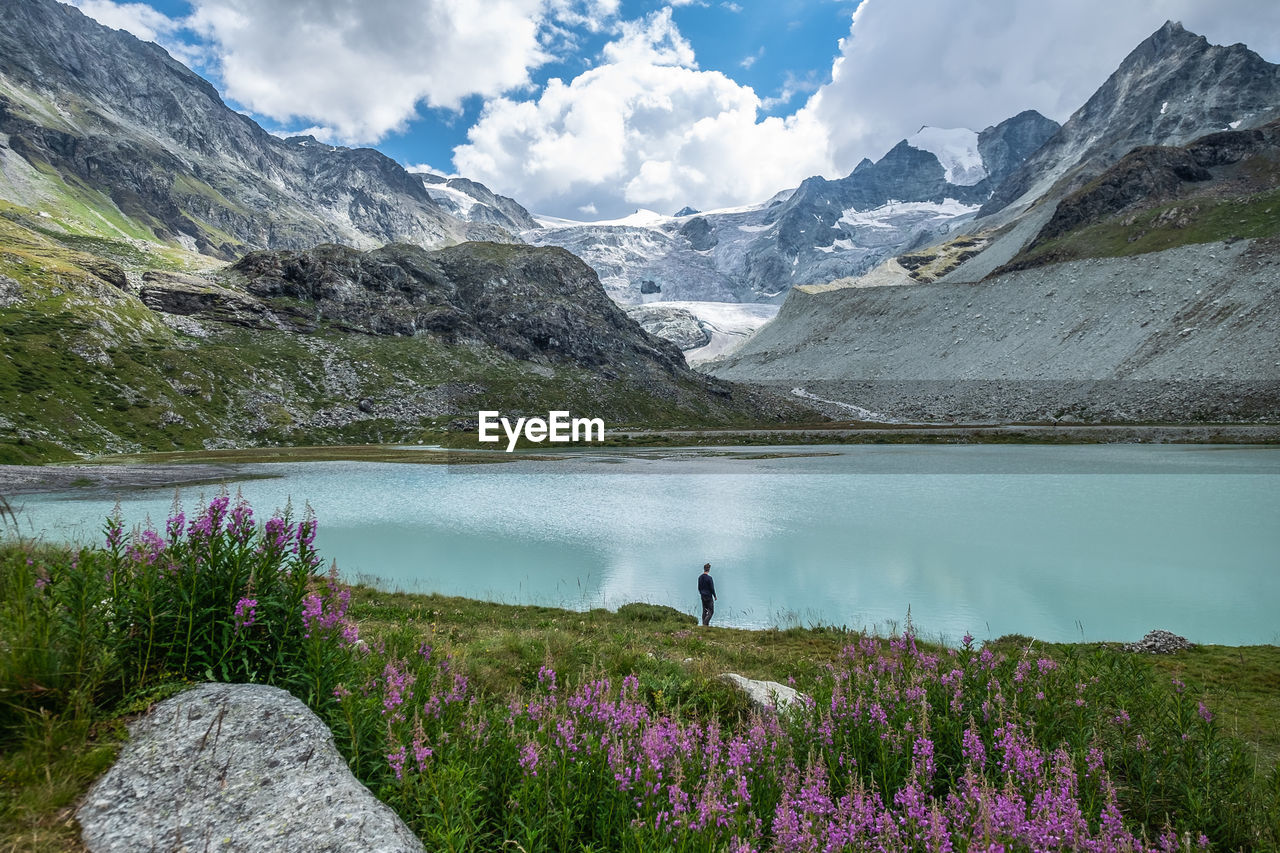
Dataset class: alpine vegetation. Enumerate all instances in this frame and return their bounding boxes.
[4,499,1275,850]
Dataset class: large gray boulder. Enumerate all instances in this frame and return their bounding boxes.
[77,682,423,853]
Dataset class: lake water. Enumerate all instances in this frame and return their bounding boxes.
[11,445,1280,645]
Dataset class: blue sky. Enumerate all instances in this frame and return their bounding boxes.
[67,0,1280,219]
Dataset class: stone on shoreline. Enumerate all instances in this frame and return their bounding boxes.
[1123,629,1194,654]
[77,682,423,853]
[720,673,809,713]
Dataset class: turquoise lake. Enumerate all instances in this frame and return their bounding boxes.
[12,444,1280,645]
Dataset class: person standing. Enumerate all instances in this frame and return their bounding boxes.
[698,562,717,626]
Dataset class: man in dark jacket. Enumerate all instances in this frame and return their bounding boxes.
[698,562,717,626]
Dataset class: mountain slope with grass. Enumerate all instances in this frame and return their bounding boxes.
[0,213,805,463]
[0,0,518,259]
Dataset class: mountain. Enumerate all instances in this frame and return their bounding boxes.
[707,25,1280,423]
[0,0,814,463]
[0,219,809,463]
[0,0,516,260]
[527,111,1058,305]
[416,173,542,234]
[981,21,1280,219]
[999,118,1280,273]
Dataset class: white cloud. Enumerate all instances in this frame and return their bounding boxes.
[185,0,561,144]
[544,0,619,33]
[405,163,456,178]
[453,8,831,218]
[601,8,696,67]
[804,0,1280,175]
[67,0,180,43]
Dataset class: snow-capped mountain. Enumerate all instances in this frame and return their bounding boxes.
[707,23,1280,423]
[527,110,1059,304]
[415,173,541,234]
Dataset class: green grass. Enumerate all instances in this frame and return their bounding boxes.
[3,530,1278,851]
[1008,187,1280,269]
[1148,645,1280,769]
[0,272,792,463]
[348,588,853,710]
[985,637,1280,773]
[0,716,124,851]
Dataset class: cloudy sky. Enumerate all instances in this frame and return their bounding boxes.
[68,0,1280,220]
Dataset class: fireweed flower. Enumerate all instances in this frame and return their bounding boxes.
[412,737,433,771]
[104,506,124,551]
[165,510,185,543]
[263,515,293,550]
[232,597,257,631]
[126,528,166,566]
[227,496,254,545]
[518,741,540,777]
[1198,701,1213,723]
[387,745,407,780]
[381,660,415,718]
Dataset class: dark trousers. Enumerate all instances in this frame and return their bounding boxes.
[701,594,715,626]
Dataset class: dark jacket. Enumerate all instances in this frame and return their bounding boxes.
[698,572,716,598]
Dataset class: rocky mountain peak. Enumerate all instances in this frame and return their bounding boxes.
[981,22,1280,216]
[0,0,516,258]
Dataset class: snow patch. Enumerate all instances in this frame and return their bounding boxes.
[664,301,780,364]
[423,182,479,215]
[838,198,978,229]
[815,238,855,254]
[906,126,987,186]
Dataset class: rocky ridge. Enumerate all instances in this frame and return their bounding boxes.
[528,112,1059,305]
[1001,118,1280,271]
[0,0,515,259]
[0,232,814,461]
[982,22,1280,220]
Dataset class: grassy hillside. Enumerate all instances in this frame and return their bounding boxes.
[1004,186,1280,271]
[1,202,801,464]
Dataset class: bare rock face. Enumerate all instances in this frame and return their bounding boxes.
[77,683,424,853]
[625,304,712,351]
[720,673,809,714]
[982,21,1280,217]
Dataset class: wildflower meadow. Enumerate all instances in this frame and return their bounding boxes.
[1,495,1277,851]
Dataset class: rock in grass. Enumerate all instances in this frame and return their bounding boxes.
[77,682,423,853]
[1123,629,1194,654]
[720,673,809,713]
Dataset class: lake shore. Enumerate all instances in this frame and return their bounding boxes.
[4,422,1279,496]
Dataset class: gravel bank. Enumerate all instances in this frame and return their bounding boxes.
[710,239,1280,421]
[0,463,260,496]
